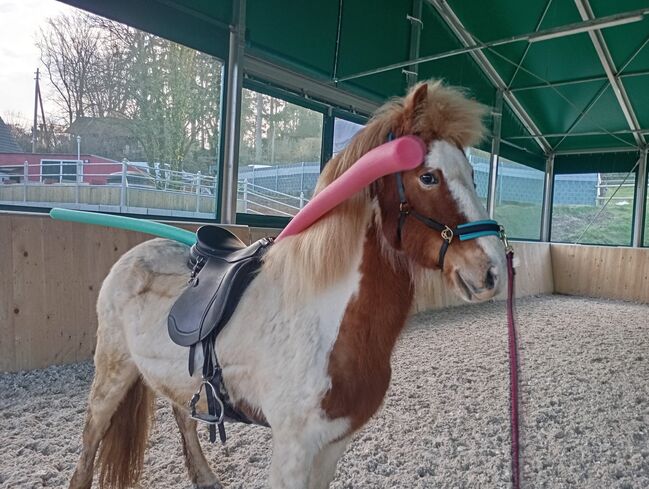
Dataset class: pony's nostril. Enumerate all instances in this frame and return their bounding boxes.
[485,267,497,290]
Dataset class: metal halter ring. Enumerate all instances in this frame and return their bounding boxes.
[441,226,454,244]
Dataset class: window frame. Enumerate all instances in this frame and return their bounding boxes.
[40,159,80,184]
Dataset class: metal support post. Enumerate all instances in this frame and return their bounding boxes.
[196,171,202,213]
[487,90,503,218]
[243,179,248,212]
[540,154,555,242]
[23,160,28,202]
[632,149,648,247]
[120,160,127,210]
[219,0,246,224]
[405,0,423,87]
[75,136,81,205]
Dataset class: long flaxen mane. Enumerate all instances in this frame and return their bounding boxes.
[264,80,486,301]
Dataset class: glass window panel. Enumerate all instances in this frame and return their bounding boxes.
[466,148,489,207]
[238,88,323,217]
[41,160,61,182]
[333,118,364,156]
[0,3,223,217]
[494,158,544,240]
[551,172,635,245]
[61,161,77,182]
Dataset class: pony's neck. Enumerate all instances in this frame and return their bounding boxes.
[347,223,415,358]
[264,191,372,302]
[322,223,415,431]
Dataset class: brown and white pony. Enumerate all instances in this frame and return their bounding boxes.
[68,80,505,489]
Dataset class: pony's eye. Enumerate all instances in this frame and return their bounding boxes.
[419,172,439,185]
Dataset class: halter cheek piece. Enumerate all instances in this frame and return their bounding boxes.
[390,135,503,269]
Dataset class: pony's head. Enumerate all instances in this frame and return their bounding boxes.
[369,81,505,302]
[267,80,505,304]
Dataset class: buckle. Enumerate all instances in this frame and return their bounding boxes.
[399,202,410,214]
[441,226,454,243]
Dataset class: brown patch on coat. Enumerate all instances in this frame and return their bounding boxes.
[321,225,414,432]
[322,83,488,432]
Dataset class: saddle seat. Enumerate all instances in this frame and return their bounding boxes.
[168,225,272,348]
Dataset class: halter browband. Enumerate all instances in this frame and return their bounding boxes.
[389,132,503,269]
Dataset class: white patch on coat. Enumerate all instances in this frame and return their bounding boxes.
[105,237,363,487]
[215,240,363,429]
[424,140,506,270]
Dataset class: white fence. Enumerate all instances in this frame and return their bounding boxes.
[0,160,309,218]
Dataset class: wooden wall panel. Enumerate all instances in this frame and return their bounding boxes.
[1,212,560,372]
[0,213,248,372]
[10,216,46,371]
[0,217,15,371]
[551,243,649,302]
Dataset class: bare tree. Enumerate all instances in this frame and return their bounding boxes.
[37,13,102,126]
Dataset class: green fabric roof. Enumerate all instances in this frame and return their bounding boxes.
[61,0,649,169]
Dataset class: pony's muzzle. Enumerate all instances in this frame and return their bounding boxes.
[454,262,502,302]
[485,267,497,290]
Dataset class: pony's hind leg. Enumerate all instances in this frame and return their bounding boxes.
[172,405,222,489]
[68,345,149,489]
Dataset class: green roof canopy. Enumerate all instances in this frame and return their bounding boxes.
[62,0,648,169]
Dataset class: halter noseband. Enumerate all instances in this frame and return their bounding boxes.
[390,135,503,270]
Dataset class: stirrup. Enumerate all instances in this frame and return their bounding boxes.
[189,380,225,425]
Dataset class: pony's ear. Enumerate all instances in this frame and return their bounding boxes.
[400,83,428,133]
[409,83,428,110]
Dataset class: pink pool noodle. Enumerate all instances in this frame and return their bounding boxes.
[276,135,426,241]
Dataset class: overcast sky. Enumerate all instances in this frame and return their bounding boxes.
[0,0,77,126]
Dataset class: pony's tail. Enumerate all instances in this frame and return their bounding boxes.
[97,377,154,489]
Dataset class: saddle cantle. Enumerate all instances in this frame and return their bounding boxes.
[168,225,272,347]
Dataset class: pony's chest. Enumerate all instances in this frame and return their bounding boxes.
[322,342,393,432]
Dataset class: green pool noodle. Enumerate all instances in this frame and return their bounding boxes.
[49,208,197,246]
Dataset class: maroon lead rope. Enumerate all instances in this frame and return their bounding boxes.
[506,250,521,489]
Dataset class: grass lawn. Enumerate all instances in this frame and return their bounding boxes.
[552,203,633,245]
[495,203,542,240]
[495,202,634,246]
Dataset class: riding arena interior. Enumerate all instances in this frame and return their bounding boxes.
[1,1,648,488]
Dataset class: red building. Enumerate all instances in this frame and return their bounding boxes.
[0,153,142,185]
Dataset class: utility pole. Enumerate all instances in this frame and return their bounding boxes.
[32,68,39,153]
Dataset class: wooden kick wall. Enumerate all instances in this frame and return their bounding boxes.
[413,242,554,312]
[0,212,559,373]
[0,213,249,373]
[551,243,649,302]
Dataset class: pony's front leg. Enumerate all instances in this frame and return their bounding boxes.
[269,430,320,489]
[308,436,350,489]
[269,418,350,489]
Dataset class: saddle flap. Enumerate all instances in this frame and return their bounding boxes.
[168,237,270,347]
